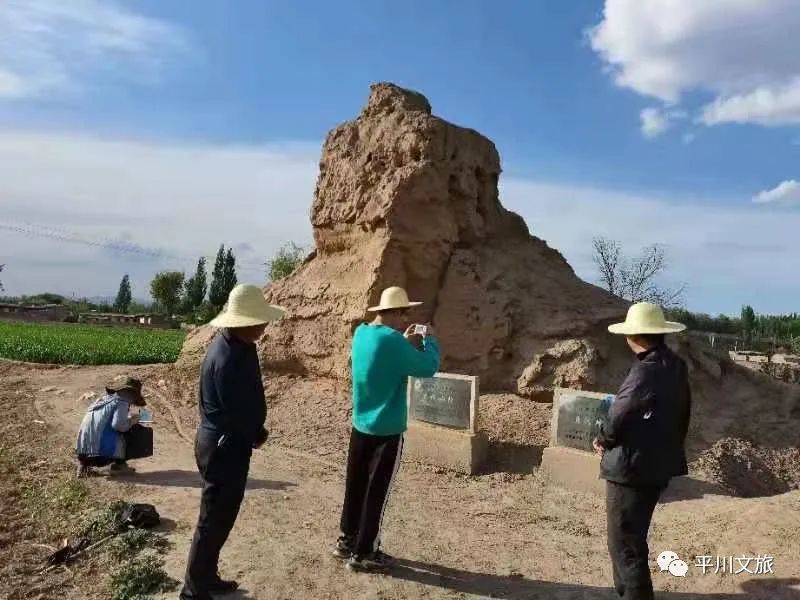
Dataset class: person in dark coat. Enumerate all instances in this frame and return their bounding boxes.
[180,284,286,600]
[593,302,691,600]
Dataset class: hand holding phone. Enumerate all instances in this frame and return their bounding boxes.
[412,324,428,336]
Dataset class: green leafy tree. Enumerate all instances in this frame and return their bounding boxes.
[182,257,208,314]
[33,293,65,305]
[267,242,305,282]
[129,300,155,314]
[741,305,756,341]
[150,271,185,317]
[208,246,227,308]
[114,275,133,313]
[194,302,218,325]
[223,248,238,297]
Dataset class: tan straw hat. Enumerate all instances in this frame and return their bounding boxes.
[608,302,686,336]
[367,286,423,312]
[210,284,286,328]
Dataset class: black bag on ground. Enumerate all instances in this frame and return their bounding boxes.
[120,503,160,529]
[123,423,153,460]
[42,502,160,568]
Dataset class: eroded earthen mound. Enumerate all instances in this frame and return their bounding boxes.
[177,83,800,490]
[183,83,630,398]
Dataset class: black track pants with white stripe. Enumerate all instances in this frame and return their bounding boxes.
[339,427,404,556]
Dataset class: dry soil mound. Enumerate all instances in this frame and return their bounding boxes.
[177,83,800,492]
[691,437,800,497]
[182,82,631,398]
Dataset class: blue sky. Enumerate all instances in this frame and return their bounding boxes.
[1,0,799,314]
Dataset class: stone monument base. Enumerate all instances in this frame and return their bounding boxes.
[540,446,604,495]
[404,421,487,475]
[541,446,730,500]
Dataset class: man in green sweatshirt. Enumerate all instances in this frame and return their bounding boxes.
[334,286,440,572]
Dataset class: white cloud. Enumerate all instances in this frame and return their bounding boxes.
[753,180,800,206]
[0,129,797,313]
[702,81,800,126]
[0,0,187,99]
[639,107,686,138]
[500,178,800,314]
[0,130,318,298]
[590,0,800,128]
[640,107,669,138]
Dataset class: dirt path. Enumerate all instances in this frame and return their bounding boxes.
[16,363,800,600]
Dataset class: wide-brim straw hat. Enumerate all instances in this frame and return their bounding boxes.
[210,284,286,328]
[106,377,146,406]
[608,302,687,336]
[367,286,423,312]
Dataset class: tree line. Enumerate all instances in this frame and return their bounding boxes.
[666,307,800,354]
[114,242,306,324]
[591,237,798,353]
[144,245,238,323]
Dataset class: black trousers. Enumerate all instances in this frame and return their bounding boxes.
[339,428,403,556]
[181,430,252,599]
[606,481,663,600]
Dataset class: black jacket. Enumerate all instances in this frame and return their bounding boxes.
[598,344,691,487]
[198,330,267,447]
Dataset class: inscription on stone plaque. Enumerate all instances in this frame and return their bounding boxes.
[408,373,478,432]
[551,388,615,452]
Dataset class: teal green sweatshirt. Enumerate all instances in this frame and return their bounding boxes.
[351,323,441,436]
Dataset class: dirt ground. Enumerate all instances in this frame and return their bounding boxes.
[2,360,800,600]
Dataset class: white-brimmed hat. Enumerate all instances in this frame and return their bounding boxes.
[608,302,686,336]
[210,284,286,328]
[367,286,423,312]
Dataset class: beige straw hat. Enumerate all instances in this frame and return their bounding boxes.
[367,286,423,312]
[210,284,286,328]
[608,302,686,336]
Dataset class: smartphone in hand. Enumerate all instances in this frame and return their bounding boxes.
[413,324,428,336]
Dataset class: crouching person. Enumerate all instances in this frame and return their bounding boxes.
[75,377,150,477]
[334,287,440,572]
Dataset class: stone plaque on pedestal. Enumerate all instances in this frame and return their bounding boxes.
[408,372,477,432]
[541,387,616,494]
[550,388,615,452]
[405,373,484,473]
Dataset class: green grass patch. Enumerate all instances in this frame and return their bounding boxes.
[20,473,90,525]
[0,320,185,364]
[109,553,177,600]
[79,501,128,542]
[108,529,170,561]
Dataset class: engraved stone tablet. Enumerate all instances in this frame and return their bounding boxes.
[408,373,478,432]
[550,388,615,452]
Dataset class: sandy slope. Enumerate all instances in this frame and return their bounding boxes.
[8,361,800,600]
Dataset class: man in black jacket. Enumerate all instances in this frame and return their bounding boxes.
[180,285,286,600]
[594,303,691,600]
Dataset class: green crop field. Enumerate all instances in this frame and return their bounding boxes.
[0,320,186,365]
